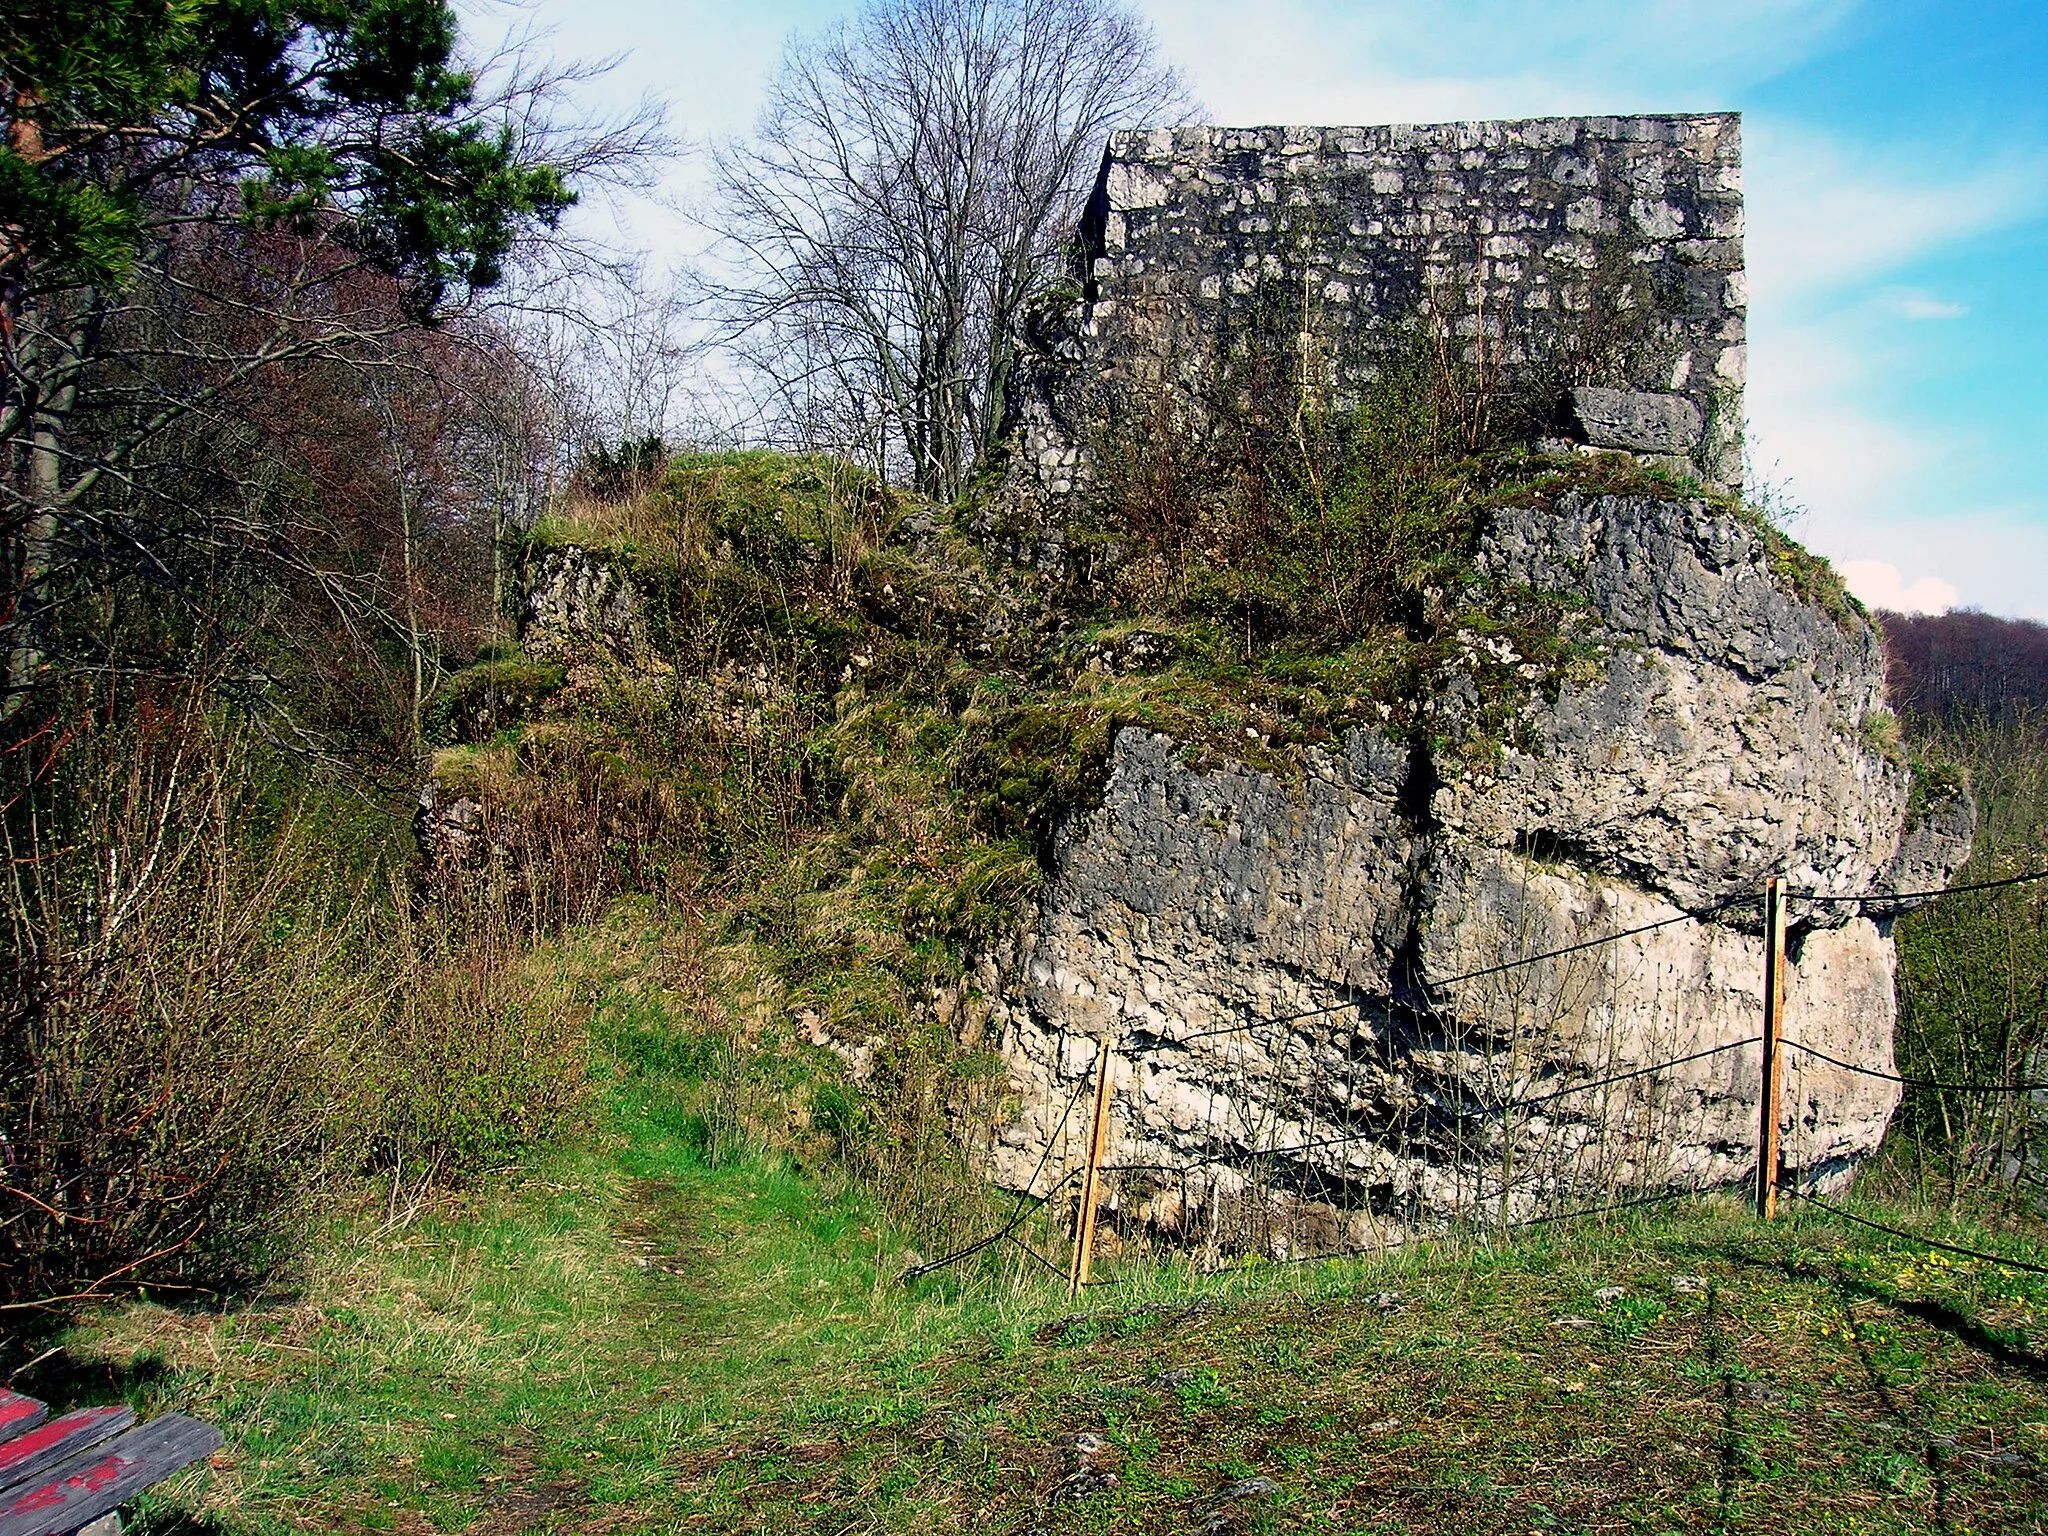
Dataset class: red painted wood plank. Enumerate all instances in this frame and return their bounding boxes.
[0,1407,134,1496]
[0,1414,222,1536]
[0,1398,46,1450]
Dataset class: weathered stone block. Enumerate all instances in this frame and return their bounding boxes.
[1569,386,1704,455]
[518,546,644,662]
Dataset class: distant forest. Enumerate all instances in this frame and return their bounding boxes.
[1881,610,2048,725]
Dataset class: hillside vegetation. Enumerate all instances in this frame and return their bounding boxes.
[36,917,2048,1535]
[10,443,2046,1534]
[409,438,1793,1257]
[12,5,2045,1532]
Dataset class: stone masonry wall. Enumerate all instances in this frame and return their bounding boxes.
[1005,114,1747,524]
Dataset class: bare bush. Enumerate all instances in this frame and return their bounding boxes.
[0,715,375,1303]
[0,707,593,1308]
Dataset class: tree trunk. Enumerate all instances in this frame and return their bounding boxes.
[6,371,76,718]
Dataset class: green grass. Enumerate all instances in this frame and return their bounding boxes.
[35,972,2048,1536]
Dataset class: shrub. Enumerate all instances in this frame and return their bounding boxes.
[423,655,567,746]
[366,898,590,1176]
[0,716,376,1301]
[0,705,594,1308]
[1884,709,2048,1205]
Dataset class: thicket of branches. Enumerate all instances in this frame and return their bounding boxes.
[0,0,666,1308]
[1884,705,2048,1207]
[710,0,1189,498]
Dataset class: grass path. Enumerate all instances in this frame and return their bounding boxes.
[32,1018,2048,1534]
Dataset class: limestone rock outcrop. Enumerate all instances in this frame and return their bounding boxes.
[987,491,1969,1247]
[413,778,489,869]
[520,547,643,662]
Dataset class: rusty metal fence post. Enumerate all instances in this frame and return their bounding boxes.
[1756,875,1787,1219]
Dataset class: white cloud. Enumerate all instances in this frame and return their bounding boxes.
[1875,287,1968,321]
[1748,319,2048,620]
[1746,321,1920,500]
[1839,561,1958,615]
[1744,122,2048,306]
[1738,130,2046,620]
[1794,500,2048,622]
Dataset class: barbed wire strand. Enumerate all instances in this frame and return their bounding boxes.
[900,1166,1083,1282]
[1162,892,1758,1048]
[1783,1188,2048,1278]
[1080,1185,1715,1287]
[1516,1038,1760,1111]
[1513,1185,1703,1227]
[1004,1231,1070,1283]
[1781,1038,2048,1095]
[1093,1035,1760,1183]
[912,866,2048,1289]
[901,1069,1094,1282]
[1790,866,2048,906]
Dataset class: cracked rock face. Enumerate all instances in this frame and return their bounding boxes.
[414,780,489,869]
[520,548,643,661]
[1455,493,1912,913]
[988,493,1968,1250]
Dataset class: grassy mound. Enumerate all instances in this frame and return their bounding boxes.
[418,442,1871,1262]
[38,943,2048,1535]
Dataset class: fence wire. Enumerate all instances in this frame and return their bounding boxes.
[902,864,2048,1287]
[1783,1188,2048,1278]
[1795,866,2048,907]
[900,1070,1092,1281]
[1783,1038,2048,1095]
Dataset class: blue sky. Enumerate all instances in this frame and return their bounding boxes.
[484,0,2048,620]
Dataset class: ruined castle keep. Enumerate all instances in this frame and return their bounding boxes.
[982,116,1969,1248]
[1004,113,1748,536]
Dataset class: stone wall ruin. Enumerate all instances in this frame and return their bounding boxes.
[1002,114,1748,535]
[978,115,1976,1254]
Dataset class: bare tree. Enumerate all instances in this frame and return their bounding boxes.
[712,0,1191,500]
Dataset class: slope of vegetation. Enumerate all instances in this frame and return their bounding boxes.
[20,430,2030,1536]
[15,349,2047,1536]
[35,923,2048,1535]
[394,438,1759,1263]
[17,7,2043,1535]
[1879,700,2048,1209]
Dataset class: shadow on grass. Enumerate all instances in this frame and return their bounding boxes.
[1703,1279,1744,1535]
[1717,1245,2048,1385]
[126,1509,240,1536]
[6,1345,177,1412]
[1842,1281,2048,1384]
[1827,1275,1960,1526]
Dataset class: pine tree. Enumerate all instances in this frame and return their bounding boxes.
[0,0,579,715]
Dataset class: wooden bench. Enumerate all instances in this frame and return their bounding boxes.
[0,1388,220,1536]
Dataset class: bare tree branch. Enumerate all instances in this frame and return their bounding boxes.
[708,0,1192,499]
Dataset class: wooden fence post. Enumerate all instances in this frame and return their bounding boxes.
[1756,875,1787,1219]
[1068,1033,1116,1296]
